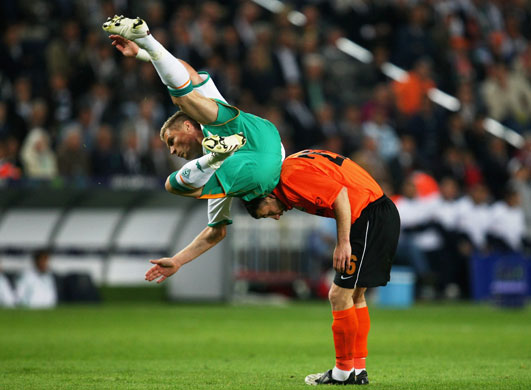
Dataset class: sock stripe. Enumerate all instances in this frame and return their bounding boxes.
[175,78,191,89]
[168,81,193,97]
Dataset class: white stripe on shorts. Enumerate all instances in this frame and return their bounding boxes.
[354,220,370,288]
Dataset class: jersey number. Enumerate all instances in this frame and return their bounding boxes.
[297,150,345,167]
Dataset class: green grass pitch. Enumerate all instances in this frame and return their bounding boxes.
[1,302,530,389]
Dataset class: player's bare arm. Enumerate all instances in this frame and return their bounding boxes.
[170,92,219,125]
[332,187,352,274]
[145,225,227,283]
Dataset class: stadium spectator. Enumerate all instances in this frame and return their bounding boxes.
[242,45,276,105]
[480,137,511,199]
[315,104,340,139]
[487,186,526,252]
[394,177,442,298]
[90,124,123,178]
[407,97,445,156]
[12,77,33,123]
[233,1,261,48]
[339,104,363,155]
[284,83,320,150]
[47,73,74,126]
[392,3,435,69]
[0,137,21,180]
[20,128,58,179]
[0,23,26,80]
[320,28,359,105]
[455,82,479,126]
[360,83,394,124]
[15,249,58,309]
[350,135,390,187]
[45,19,82,80]
[430,177,469,298]
[392,58,436,117]
[0,262,16,308]
[361,106,400,164]
[56,125,90,180]
[455,183,492,252]
[273,28,303,86]
[481,62,531,131]
[120,130,149,176]
[303,54,328,111]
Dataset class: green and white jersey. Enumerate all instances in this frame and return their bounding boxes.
[200,100,283,202]
[191,73,283,226]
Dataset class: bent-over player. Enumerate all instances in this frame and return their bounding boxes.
[244,150,400,386]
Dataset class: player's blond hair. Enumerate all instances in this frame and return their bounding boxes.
[159,111,200,141]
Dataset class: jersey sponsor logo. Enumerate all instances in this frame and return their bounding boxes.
[182,168,191,179]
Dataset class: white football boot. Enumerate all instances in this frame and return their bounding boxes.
[102,15,150,40]
[202,133,247,155]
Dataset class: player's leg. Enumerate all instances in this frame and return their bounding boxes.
[165,134,246,197]
[305,283,357,385]
[103,16,190,91]
[329,284,358,381]
[353,288,370,385]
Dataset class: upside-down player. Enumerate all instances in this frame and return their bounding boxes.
[244,150,400,385]
[102,16,284,281]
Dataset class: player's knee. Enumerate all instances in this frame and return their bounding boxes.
[353,287,367,305]
[328,283,353,310]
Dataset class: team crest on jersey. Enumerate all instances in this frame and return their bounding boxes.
[182,168,191,178]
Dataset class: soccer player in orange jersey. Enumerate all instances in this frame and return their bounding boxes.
[244,150,401,385]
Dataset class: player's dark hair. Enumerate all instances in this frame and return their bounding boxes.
[241,197,266,219]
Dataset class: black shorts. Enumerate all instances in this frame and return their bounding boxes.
[334,195,401,289]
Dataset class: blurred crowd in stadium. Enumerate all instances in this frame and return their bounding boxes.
[1,0,531,299]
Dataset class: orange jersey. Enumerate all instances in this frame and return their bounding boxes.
[273,150,384,224]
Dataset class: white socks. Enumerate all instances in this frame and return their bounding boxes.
[135,35,191,91]
[331,367,353,381]
[174,153,228,189]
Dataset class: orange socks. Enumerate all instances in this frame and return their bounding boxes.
[331,306,358,371]
[354,306,370,371]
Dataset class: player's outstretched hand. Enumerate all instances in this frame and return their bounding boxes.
[109,34,139,57]
[145,257,180,284]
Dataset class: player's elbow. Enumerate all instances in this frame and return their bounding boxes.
[165,177,174,193]
[206,225,227,244]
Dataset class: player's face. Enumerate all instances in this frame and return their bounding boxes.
[257,197,285,220]
[163,123,203,160]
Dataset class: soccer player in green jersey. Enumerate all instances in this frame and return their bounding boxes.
[103,16,284,282]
